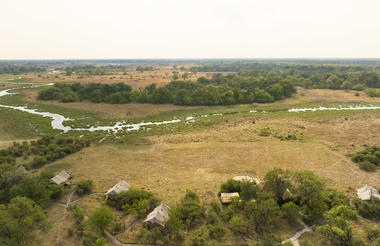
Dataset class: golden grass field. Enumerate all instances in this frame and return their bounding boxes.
[21,65,209,89]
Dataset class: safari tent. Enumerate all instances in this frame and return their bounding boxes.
[144,203,170,227]
[357,185,380,201]
[220,192,240,204]
[233,175,262,184]
[50,170,71,185]
[106,180,130,198]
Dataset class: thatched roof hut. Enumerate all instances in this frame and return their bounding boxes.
[220,192,239,204]
[233,175,261,184]
[106,180,130,199]
[50,171,71,185]
[144,203,170,227]
[357,185,380,201]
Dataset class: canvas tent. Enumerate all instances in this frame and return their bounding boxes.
[282,188,293,200]
[220,192,240,204]
[233,175,261,184]
[50,171,71,185]
[144,203,170,227]
[16,165,27,174]
[357,185,380,201]
[106,180,130,198]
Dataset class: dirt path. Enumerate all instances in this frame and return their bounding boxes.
[54,191,105,208]
[282,219,313,246]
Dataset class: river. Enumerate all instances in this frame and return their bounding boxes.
[1,84,380,133]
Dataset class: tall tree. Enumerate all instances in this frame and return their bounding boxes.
[0,196,49,246]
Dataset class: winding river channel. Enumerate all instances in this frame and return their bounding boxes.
[1,84,380,133]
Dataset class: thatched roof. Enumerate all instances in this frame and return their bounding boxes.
[220,192,239,204]
[357,185,380,201]
[50,171,71,185]
[106,180,130,198]
[144,203,170,227]
[233,175,261,184]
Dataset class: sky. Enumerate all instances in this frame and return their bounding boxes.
[1,0,380,59]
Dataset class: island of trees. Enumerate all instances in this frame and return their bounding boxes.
[38,73,297,105]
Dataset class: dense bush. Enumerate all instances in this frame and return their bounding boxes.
[38,72,297,106]
[76,180,93,195]
[0,136,89,171]
[113,189,158,217]
[351,146,380,171]
[352,198,380,220]
[9,171,63,208]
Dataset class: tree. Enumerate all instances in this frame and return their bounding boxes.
[316,206,358,246]
[0,196,49,246]
[244,198,280,234]
[89,207,114,234]
[76,180,93,196]
[264,168,291,203]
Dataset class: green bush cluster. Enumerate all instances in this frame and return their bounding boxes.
[351,146,380,172]
[365,88,380,97]
[0,136,89,170]
[3,171,63,208]
[352,198,380,220]
[113,189,159,217]
[76,180,93,196]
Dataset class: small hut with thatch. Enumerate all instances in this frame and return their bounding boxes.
[220,192,240,204]
[50,171,71,185]
[144,203,170,227]
[106,180,130,199]
[357,185,380,201]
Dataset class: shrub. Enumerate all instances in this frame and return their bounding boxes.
[177,190,206,230]
[352,198,380,220]
[82,232,99,246]
[76,180,93,195]
[208,224,225,241]
[69,205,84,225]
[31,156,47,168]
[219,179,241,194]
[282,201,299,222]
[89,207,114,234]
[229,216,249,234]
[359,161,377,172]
[258,128,271,136]
[366,227,380,241]
[114,189,158,217]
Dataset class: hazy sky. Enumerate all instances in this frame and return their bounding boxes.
[1,0,380,59]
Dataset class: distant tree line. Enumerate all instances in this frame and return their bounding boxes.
[64,65,106,76]
[0,65,46,74]
[190,63,380,90]
[136,66,154,72]
[38,73,297,105]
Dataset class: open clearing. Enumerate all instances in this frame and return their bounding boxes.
[45,113,380,203]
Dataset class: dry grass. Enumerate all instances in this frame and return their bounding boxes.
[42,113,380,204]
[261,88,380,105]
[21,65,209,89]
